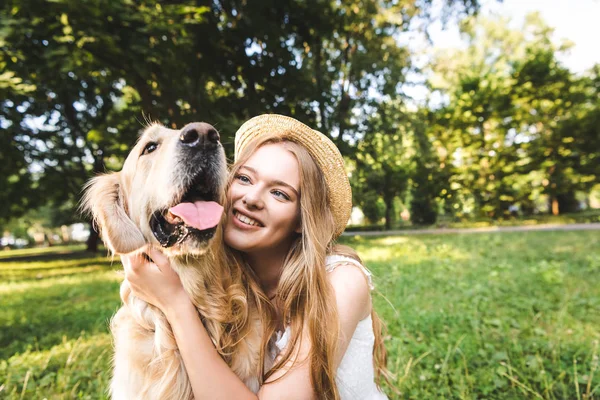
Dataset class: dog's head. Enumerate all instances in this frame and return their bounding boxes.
[82,122,227,256]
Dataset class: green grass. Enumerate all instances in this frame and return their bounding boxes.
[340,231,600,399]
[0,246,119,399]
[1,232,599,399]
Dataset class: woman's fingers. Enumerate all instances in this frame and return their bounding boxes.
[146,247,178,277]
[122,251,149,277]
[121,247,177,281]
[146,247,168,268]
[118,247,189,313]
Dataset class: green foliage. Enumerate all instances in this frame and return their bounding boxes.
[6,0,598,233]
[4,1,598,233]
[410,114,440,225]
[0,129,38,223]
[427,13,599,219]
[0,0,490,239]
[353,101,413,229]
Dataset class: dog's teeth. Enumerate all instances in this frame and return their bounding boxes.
[165,212,183,225]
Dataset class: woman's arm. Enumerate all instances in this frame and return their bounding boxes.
[258,263,371,398]
[123,248,256,400]
[166,300,257,399]
[327,263,372,366]
[123,249,371,399]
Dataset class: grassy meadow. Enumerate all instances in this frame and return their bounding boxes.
[1,231,599,399]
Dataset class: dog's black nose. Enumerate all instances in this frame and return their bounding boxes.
[180,123,220,147]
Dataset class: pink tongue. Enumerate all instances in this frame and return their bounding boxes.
[168,201,224,231]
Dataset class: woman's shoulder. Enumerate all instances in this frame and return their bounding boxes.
[326,253,372,320]
[325,253,374,290]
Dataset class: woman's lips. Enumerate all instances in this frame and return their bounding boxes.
[231,210,263,230]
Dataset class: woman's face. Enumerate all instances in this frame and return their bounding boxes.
[224,142,301,255]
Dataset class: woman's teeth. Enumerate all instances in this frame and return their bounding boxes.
[235,211,261,227]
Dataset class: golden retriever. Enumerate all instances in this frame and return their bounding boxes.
[82,122,262,399]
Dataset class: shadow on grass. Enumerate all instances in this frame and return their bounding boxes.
[0,250,108,264]
[0,260,119,282]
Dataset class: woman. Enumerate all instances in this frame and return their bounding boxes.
[123,114,391,399]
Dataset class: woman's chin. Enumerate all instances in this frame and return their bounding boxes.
[224,227,256,252]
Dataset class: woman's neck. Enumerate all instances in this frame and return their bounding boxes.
[245,247,289,298]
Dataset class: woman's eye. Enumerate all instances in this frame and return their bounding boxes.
[272,190,290,200]
[141,142,159,156]
[236,174,251,184]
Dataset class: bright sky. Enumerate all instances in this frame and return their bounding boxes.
[428,0,600,73]
[401,0,600,103]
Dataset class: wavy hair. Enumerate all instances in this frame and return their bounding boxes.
[227,135,392,399]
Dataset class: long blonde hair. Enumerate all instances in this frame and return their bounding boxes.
[228,135,391,398]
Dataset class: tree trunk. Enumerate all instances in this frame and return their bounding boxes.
[86,149,106,253]
[384,196,394,230]
[521,199,536,216]
[44,232,54,247]
[86,222,100,252]
[557,192,579,214]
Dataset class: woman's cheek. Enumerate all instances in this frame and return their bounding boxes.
[227,183,239,201]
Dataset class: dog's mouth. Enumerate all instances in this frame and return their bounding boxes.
[150,183,223,248]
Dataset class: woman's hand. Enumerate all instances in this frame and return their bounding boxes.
[122,248,257,399]
[121,247,193,317]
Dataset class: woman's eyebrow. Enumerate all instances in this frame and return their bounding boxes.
[272,179,299,197]
[239,165,299,197]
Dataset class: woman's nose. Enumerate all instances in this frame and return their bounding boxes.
[242,189,264,210]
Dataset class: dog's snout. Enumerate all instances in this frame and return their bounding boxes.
[180,127,200,144]
[179,123,220,147]
[207,128,220,143]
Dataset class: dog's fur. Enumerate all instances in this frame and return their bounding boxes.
[82,123,262,399]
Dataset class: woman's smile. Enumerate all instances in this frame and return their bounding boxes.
[232,209,264,228]
[223,142,301,255]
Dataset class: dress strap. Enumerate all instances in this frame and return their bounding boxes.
[325,255,375,290]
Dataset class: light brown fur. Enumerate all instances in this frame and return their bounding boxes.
[82,123,262,399]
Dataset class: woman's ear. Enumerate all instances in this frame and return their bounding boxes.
[81,173,146,254]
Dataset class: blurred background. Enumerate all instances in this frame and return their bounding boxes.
[1,0,598,250]
[1,1,600,399]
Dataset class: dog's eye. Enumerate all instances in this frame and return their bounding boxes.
[141,142,159,156]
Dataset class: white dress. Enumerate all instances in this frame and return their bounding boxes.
[273,255,389,399]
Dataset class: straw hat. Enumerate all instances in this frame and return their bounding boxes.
[234,114,352,238]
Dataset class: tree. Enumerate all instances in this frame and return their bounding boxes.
[410,111,441,225]
[0,128,38,224]
[1,0,317,250]
[520,60,600,214]
[353,101,412,229]
[298,0,489,151]
[1,0,491,248]
[427,13,599,218]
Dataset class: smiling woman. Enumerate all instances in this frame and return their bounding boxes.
[225,142,303,265]
[123,114,392,400]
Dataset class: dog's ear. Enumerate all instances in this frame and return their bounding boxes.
[81,173,146,254]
